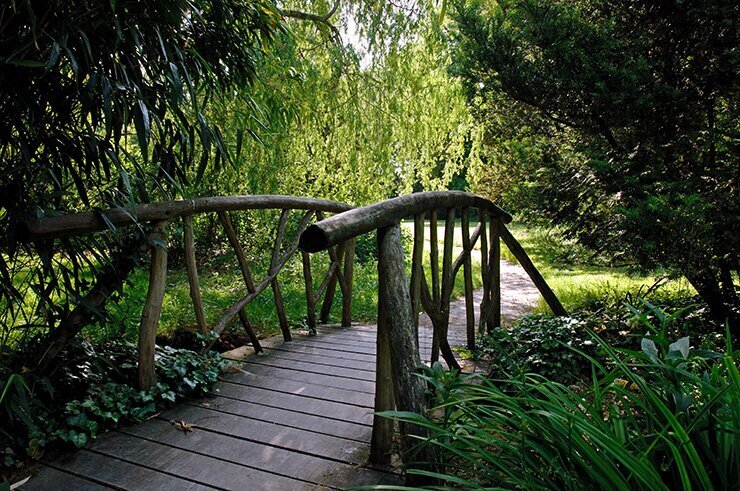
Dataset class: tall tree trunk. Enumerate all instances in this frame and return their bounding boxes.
[685,266,738,340]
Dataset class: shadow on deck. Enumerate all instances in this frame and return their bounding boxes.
[25,325,405,490]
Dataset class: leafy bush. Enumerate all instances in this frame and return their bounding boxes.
[481,315,597,384]
[380,306,739,490]
[0,342,229,479]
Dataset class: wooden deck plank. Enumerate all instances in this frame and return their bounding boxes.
[238,354,376,382]
[266,343,377,363]
[230,360,376,393]
[216,381,373,425]
[187,395,371,441]
[22,464,116,491]
[27,448,216,490]
[88,432,310,490]
[120,418,397,488]
[291,338,377,353]
[158,404,370,465]
[296,333,378,348]
[221,371,374,408]
[256,349,377,372]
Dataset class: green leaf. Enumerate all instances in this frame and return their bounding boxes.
[134,100,151,160]
[669,337,690,358]
[641,338,659,362]
[4,58,45,68]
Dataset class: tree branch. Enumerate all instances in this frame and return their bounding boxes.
[281,1,341,43]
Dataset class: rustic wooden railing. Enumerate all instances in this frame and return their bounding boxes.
[22,196,356,389]
[23,191,565,479]
[299,190,566,468]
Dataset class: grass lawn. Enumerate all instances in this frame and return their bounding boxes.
[499,223,694,313]
[85,219,693,344]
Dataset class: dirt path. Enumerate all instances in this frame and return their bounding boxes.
[419,258,540,335]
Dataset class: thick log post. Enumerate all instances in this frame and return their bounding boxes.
[183,215,208,334]
[488,215,501,332]
[341,239,355,327]
[369,287,395,464]
[410,213,425,332]
[376,224,434,480]
[461,207,475,350]
[500,225,567,316]
[138,221,168,390]
[302,250,317,333]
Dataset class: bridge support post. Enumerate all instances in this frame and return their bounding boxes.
[373,223,436,483]
[370,295,394,464]
[138,221,168,390]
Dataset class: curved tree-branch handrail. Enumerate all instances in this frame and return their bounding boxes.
[18,194,356,391]
[298,190,563,472]
[299,191,511,253]
[21,195,353,241]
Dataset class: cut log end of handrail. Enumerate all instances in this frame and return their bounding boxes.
[299,224,330,253]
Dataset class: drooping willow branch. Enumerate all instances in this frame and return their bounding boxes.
[281,1,341,43]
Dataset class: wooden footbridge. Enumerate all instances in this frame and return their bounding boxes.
[20,192,565,489]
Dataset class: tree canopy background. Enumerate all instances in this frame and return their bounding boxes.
[0,0,282,361]
[0,0,737,362]
[0,0,476,363]
[452,0,738,329]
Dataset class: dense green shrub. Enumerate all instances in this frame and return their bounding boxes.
[480,315,597,384]
[380,306,739,489]
[483,293,730,390]
[453,0,739,330]
[0,341,228,480]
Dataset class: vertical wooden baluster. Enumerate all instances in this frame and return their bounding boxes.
[183,215,207,334]
[410,212,425,334]
[429,210,440,362]
[218,211,261,350]
[316,210,343,325]
[320,241,345,323]
[461,207,475,350]
[488,215,502,332]
[370,278,394,464]
[341,238,355,327]
[238,309,263,353]
[478,211,490,334]
[218,211,256,293]
[271,209,291,341]
[440,208,456,360]
[420,274,461,371]
[302,250,316,333]
[272,280,291,341]
[138,221,168,390]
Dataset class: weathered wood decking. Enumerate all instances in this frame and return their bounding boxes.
[23,266,537,491]
[25,325,398,490]
[23,326,466,490]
